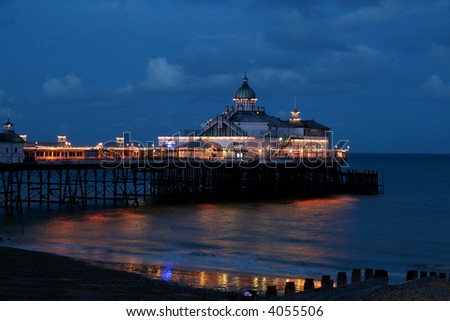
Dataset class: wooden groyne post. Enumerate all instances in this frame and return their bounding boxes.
[284,282,296,295]
[268,267,389,301]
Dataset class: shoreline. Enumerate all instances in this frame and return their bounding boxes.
[1,245,450,301]
[94,260,309,296]
[0,246,231,300]
[2,242,310,296]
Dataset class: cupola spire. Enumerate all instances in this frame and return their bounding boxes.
[3,108,14,132]
[289,97,301,123]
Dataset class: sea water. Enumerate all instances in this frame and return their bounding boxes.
[1,153,449,291]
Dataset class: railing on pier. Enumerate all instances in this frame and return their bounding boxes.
[334,170,383,195]
[0,160,382,215]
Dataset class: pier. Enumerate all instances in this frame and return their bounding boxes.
[0,160,382,215]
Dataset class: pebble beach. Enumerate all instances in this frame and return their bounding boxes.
[1,246,449,301]
[0,246,230,301]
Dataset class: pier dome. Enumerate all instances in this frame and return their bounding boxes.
[234,75,257,99]
[233,75,258,110]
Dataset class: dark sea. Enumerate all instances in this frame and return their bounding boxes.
[1,153,449,293]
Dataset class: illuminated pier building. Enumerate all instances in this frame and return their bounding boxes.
[0,118,25,163]
[158,75,335,160]
[19,75,345,163]
[23,135,100,162]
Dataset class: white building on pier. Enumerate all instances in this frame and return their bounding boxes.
[158,75,334,160]
[0,118,24,163]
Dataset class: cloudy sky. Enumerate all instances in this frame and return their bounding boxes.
[1,0,449,153]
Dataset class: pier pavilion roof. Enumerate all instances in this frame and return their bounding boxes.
[229,110,286,127]
[288,119,330,130]
[234,75,256,99]
[0,118,24,143]
[0,131,25,143]
[177,75,331,139]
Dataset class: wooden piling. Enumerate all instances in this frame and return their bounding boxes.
[374,270,388,279]
[419,271,428,278]
[284,281,296,295]
[321,275,332,288]
[337,272,347,287]
[303,278,315,291]
[439,273,446,279]
[364,268,374,280]
[351,269,361,283]
[266,285,278,299]
[0,161,382,215]
[406,270,418,281]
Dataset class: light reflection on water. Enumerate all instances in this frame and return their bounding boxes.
[2,154,450,291]
[0,196,357,293]
[97,261,323,295]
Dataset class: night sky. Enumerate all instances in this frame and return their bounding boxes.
[1,0,449,153]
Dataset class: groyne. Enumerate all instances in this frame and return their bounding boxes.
[263,269,449,301]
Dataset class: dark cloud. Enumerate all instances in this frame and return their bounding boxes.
[41,73,131,108]
[0,0,13,7]
[337,0,382,6]
[303,45,387,93]
[333,1,450,54]
[118,57,237,97]
[1,0,450,152]
[0,84,16,105]
[0,0,14,26]
[249,2,350,53]
[263,21,349,52]
[256,0,383,18]
[174,0,232,4]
